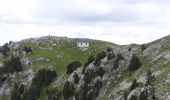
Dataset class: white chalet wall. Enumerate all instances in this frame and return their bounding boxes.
[77,42,89,48]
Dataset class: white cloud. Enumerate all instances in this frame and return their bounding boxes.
[0,0,170,45]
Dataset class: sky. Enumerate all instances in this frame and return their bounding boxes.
[0,0,170,45]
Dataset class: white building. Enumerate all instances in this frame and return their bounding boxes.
[77,39,89,48]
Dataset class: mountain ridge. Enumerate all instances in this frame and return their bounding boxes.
[0,35,170,100]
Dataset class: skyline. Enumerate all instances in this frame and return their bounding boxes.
[1,0,170,45]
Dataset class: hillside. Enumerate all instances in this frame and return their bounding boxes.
[9,36,117,74]
[1,35,170,100]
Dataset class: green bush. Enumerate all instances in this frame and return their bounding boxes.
[123,90,130,100]
[87,56,95,64]
[130,79,139,91]
[94,51,106,65]
[94,79,102,96]
[82,56,95,74]
[128,54,141,71]
[45,87,62,100]
[141,44,146,52]
[63,81,75,100]
[107,47,112,53]
[0,55,23,74]
[84,56,95,68]
[23,69,57,100]
[32,69,57,88]
[107,53,115,60]
[116,54,124,61]
[66,61,81,74]
[139,90,148,100]
[145,69,155,86]
[152,94,157,100]
[1,43,10,56]
[74,73,80,84]
[11,83,21,100]
[86,89,95,100]
[130,95,138,100]
[112,53,124,69]
[96,67,105,77]
[23,46,33,53]
[128,47,131,52]
[84,69,95,84]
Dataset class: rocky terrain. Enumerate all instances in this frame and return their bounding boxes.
[0,35,170,100]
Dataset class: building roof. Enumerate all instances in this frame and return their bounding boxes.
[77,38,89,43]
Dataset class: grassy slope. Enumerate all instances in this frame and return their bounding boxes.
[19,39,116,74]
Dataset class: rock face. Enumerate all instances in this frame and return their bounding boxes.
[20,36,74,45]
[1,35,170,99]
[0,68,34,95]
[21,58,32,65]
[62,48,138,100]
[61,36,170,100]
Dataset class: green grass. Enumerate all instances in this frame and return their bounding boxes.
[19,40,116,74]
[0,95,10,100]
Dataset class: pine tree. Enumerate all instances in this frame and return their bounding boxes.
[128,54,141,71]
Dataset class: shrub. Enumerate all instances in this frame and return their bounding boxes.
[107,53,115,60]
[87,56,95,64]
[74,73,80,84]
[82,56,95,74]
[32,69,57,88]
[11,83,25,100]
[107,47,112,53]
[94,51,106,65]
[141,44,146,52]
[19,84,25,95]
[84,69,95,84]
[128,54,141,71]
[66,61,81,74]
[112,53,124,69]
[86,89,95,100]
[45,87,62,100]
[130,79,139,91]
[23,69,57,100]
[1,43,10,56]
[10,55,23,72]
[116,54,124,61]
[94,79,103,96]
[128,47,131,52]
[96,67,105,77]
[139,90,148,100]
[130,95,138,100]
[123,90,130,100]
[11,83,21,100]
[84,56,95,67]
[1,55,23,74]
[23,46,33,53]
[145,69,155,86]
[63,81,75,100]
[152,94,157,100]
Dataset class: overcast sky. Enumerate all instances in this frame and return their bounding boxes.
[0,0,170,45]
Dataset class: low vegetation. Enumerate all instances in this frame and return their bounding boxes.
[0,55,22,75]
[22,69,57,100]
[66,61,81,74]
[128,54,141,71]
[94,51,106,65]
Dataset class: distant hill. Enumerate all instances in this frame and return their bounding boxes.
[1,35,170,100]
[16,36,117,74]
